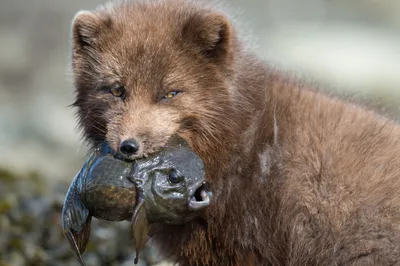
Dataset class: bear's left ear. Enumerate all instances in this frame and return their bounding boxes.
[72,10,106,50]
[182,12,234,65]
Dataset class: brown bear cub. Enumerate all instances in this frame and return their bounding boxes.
[71,0,400,265]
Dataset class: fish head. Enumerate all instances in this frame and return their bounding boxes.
[129,136,213,264]
[132,137,212,224]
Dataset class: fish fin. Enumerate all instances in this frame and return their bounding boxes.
[63,216,91,266]
[61,149,98,266]
[131,198,150,264]
[64,230,87,266]
[62,187,91,266]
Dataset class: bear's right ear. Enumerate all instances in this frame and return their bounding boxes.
[182,12,234,65]
[72,11,101,49]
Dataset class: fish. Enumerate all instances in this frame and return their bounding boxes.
[128,137,212,263]
[61,137,212,266]
[61,143,135,266]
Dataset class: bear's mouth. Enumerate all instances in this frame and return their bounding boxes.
[188,181,212,211]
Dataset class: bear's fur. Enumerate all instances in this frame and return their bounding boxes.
[71,0,400,265]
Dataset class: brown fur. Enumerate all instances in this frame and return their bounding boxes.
[70,0,400,265]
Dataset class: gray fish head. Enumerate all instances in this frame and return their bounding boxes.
[131,137,212,224]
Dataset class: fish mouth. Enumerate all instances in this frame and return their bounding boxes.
[188,181,212,211]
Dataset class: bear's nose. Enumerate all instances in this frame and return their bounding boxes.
[119,139,139,155]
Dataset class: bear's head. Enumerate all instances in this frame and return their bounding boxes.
[71,0,245,170]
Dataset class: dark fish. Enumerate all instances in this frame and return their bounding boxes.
[61,143,135,266]
[61,137,212,266]
[129,137,212,263]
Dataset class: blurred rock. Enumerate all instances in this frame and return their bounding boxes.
[0,169,174,266]
[83,253,101,266]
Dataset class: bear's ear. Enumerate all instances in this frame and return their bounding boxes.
[72,11,102,49]
[183,12,233,63]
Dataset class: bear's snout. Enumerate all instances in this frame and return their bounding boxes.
[119,139,140,156]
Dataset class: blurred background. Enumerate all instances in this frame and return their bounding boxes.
[0,0,399,265]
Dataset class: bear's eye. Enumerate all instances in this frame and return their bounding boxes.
[168,169,181,184]
[164,90,181,99]
[109,86,126,99]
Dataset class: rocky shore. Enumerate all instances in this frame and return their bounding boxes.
[0,168,173,266]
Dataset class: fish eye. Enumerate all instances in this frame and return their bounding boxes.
[168,169,181,184]
[109,86,126,99]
